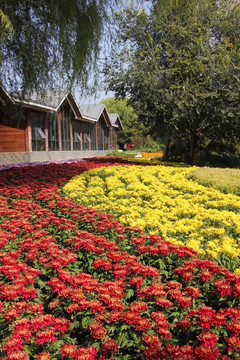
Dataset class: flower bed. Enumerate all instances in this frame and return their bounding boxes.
[63,165,240,273]
[142,152,164,159]
[0,157,240,359]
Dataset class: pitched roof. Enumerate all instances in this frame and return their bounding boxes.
[11,88,83,119]
[80,104,111,126]
[80,104,106,121]
[109,113,124,131]
[0,85,14,105]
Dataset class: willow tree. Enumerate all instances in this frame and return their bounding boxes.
[0,0,115,94]
[104,0,240,165]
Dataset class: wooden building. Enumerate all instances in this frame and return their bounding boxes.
[0,86,123,165]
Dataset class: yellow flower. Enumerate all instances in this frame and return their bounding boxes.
[63,164,240,263]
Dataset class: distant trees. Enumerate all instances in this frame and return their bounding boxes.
[104,0,240,164]
[100,97,142,144]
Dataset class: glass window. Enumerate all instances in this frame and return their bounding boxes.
[113,129,117,147]
[48,113,59,151]
[98,120,103,150]
[104,127,109,150]
[31,111,45,151]
[72,120,82,150]
[90,122,96,150]
[61,108,71,151]
[82,122,90,150]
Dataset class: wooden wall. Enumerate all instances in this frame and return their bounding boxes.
[0,123,28,152]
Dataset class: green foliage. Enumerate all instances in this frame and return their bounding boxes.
[0,0,113,93]
[108,150,137,157]
[0,9,13,40]
[104,0,240,165]
[100,96,143,144]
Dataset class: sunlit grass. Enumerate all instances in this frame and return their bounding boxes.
[187,167,240,196]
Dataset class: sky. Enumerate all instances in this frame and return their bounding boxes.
[77,1,152,106]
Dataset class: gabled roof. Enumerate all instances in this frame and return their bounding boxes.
[12,88,69,110]
[109,113,124,131]
[11,88,83,119]
[80,104,112,127]
[0,85,14,105]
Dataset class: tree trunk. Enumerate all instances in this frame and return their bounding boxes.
[190,130,202,165]
[164,130,174,159]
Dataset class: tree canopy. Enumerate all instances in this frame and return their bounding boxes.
[0,0,115,94]
[104,0,240,164]
[100,96,143,144]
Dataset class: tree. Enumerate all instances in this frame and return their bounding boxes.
[0,0,115,94]
[100,96,143,144]
[104,0,240,164]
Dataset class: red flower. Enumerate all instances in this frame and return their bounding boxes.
[185,286,200,299]
[61,343,78,358]
[214,279,232,297]
[128,300,149,313]
[0,301,4,312]
[101,339,119,355]
[176,318,192,330]
[54,317,70,333]
[194,344,220,359]
[226,335,240,352]
[123,311,140,325]
[213,313,227,328]
[35,328,57,345]
[129,276,143,287]
[233,283,240,297]
[177,296,192,308]
[142,334,161,347]
[3,336,24,353]
[200,270,212,281]
[93,258,112,270]
[156,328,172,339]
[13,327,33,341]
[227,319,240,334]
[35,351,52,360]
[155,297,173,308]
[87,321,107,340]
[197,331,218,346]
[6,350,28,360]
[135,316,152,333]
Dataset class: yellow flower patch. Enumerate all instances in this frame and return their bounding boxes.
[63,165,240,268]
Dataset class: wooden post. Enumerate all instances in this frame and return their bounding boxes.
[26,109,32,152]
[70,118,73,151]
[96,122,98,150]
[45,113,48,151]
[80,122,82,151]
[88,123,91,150]
[58,111,62,151]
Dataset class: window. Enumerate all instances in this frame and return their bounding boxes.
[76,133,82,142]
[82,122,90,150]
[31,111,45,151]
[36,127,46,139]
[61,108,71,151]
[84,134,91,142]
[104,127,109,150]
[98,120,103,150]
[90,122,96,150]
[72,120,82,150]
[48,114,59,151]
[112,128,117,147]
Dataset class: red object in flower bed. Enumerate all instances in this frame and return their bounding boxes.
[0,157,239,359]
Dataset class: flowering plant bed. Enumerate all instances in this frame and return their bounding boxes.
[63,165,240,273]
[0,157,239,359]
